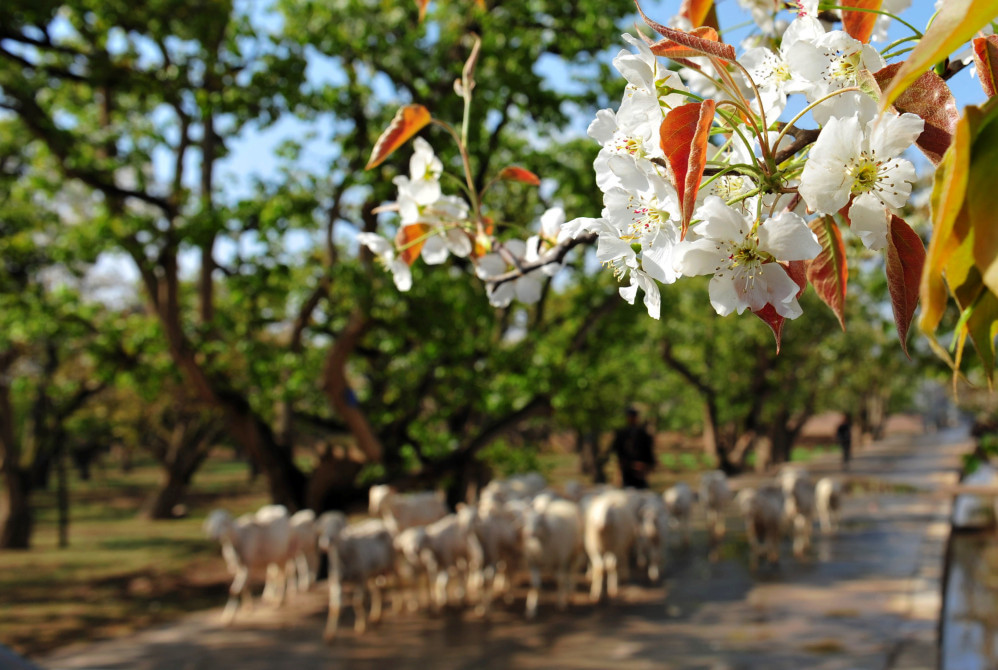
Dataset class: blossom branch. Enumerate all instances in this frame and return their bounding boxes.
[484,232,597,288]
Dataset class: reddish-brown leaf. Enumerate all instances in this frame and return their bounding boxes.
[636,0,736,61]
[753,261,808,354]
[874,63,959,165]
[679,0,716,29]
[660,100,715,237]
[885,215,926,357]
[415,0,430,21]
[973,35,998,98]
[396,223,431,265]
[366,104,432,170]
[805,216,849,330]
[498,166,541,186]
[841,0,883,44]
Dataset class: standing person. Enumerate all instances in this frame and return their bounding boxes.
[836,413,853,470]
[611,406,655,489]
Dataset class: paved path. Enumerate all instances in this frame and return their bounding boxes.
[39,426,970,670]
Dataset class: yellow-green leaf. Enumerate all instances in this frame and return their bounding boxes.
[969,98,998,297]
[919,104,975,337]
[880,0,998,111]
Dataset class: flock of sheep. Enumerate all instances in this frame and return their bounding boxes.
[203,466,843,640]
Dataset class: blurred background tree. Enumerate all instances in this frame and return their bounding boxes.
[0,0,944,550]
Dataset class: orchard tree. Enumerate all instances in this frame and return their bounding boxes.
[0,0,644,512]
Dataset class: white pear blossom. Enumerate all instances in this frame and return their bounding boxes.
[602,174,683,284]
[357,232,412,292]
[787,29,886,124]
[674,197,821,317]
[798,113,923,250]
[737,0,783,34]
[613,33,690,110]
[589,90,668,192]
[475,239,544,307]
[740,16,824,119]
[579,217,663,319]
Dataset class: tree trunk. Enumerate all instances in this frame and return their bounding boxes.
[0,468,32,549]
[56,443,69,548]
[144,470,192,520]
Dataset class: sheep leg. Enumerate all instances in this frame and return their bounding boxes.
[648,544,661,583]
[589,554,604,603]
[222,566,248,625]
[369,582,383,625]
[607,553,620,599]
[525,566,542,619]
[434,569,449,610]
[475,565,495,617]
[297,554,311,592]
[353,585,368,633]
[323,578,342,641]
[555,567,569,611]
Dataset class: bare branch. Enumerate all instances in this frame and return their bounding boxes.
[485,232,597,288]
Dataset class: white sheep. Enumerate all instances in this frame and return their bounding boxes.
[700,470,731,544]
[634,491,670,582]
[320,517,396,639]
[735,485,785,569]
[815,476,843,534]
[203,507,294,624]
[584,490,640,602]
[288,509,319,592]
[393,526,433,612]
[465,499,524,614]
[480,471,548,505]
[368,484,449,536]
[780,468,817,558]
[413,509,483,610]
[663,482,694,547]
[522,498,584,619]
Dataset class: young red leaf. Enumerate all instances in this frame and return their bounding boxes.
[805,216,848,330]
[636,0,736,61]
[679,0,716,29]
[415,0,429,21]
[973,35,998,98]
[753,261,808,354]
[396,223,431,266]
[498,166,541,186]
[366,104,432,170]
[841,0,883,44]
[647,26,736,62]
[660,100,715,237]
[885,215,926,357]
[873,63,959,165]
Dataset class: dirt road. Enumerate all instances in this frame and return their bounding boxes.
[40,427,969,670]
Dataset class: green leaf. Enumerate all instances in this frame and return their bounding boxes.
[880,0,998,111]
[805,216,848,330]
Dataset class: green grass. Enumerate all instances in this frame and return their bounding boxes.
[0,453,269,658]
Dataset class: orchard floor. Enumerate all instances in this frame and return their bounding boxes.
[39,426,969,670]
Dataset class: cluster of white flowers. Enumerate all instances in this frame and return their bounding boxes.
[360,136,570,306]
[555,3,924,321]
[364,2,931,329]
